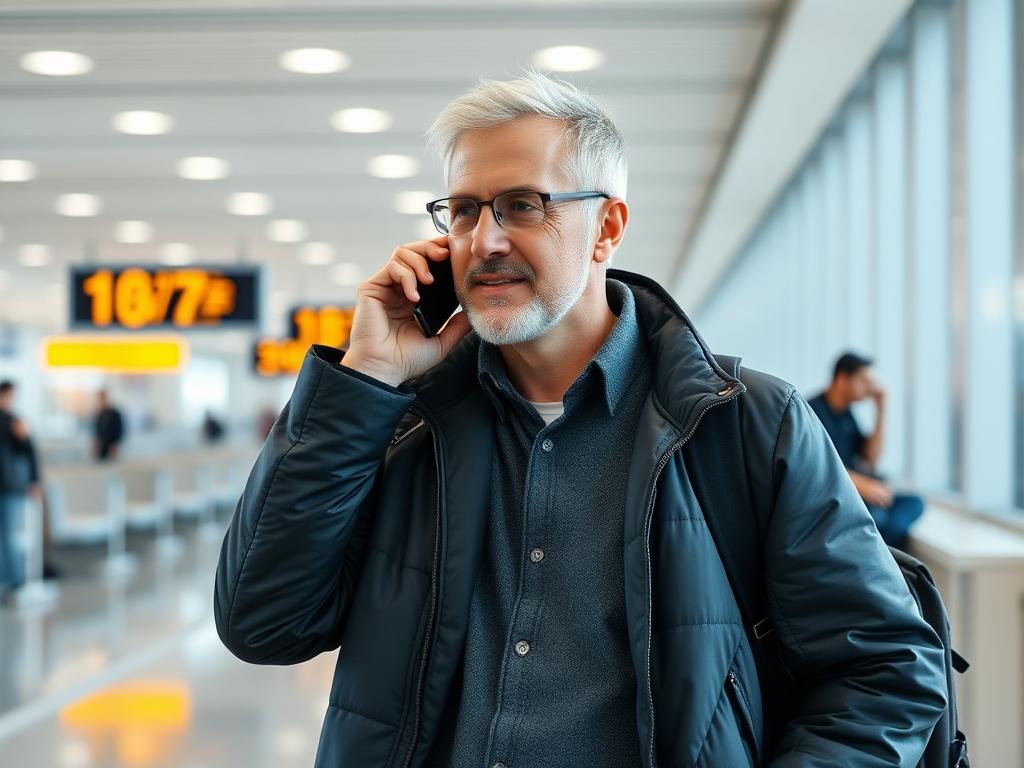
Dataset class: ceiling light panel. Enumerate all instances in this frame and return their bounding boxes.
[20,50,94,77]
[280,48,350,74]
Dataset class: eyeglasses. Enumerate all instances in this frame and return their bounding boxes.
[425,190,610,236]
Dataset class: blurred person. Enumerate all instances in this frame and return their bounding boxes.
[92,388,124,461]
[808,352,925,550]
[215,72,946,767]
[202,410,226,443]
[0,380,41,599]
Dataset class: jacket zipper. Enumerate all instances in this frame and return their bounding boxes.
[398,409,443,768]
[726,671,761,768]
[642,386,742,768]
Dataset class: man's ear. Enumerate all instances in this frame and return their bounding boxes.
[592,198,628,264]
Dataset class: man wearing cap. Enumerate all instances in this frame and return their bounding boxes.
[808,352,924,549]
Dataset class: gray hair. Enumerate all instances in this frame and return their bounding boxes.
[426,69,628,201]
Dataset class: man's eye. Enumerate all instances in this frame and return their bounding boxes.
[508,198,540,212]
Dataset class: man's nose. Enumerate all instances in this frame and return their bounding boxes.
[469,202,511,260]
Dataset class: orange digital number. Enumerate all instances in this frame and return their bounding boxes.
[201,277,236,321]
[114,268,155,329]
[172,271,209,326]
[151,271,177,325]
[292,307,319,342]
[82,269,115,326]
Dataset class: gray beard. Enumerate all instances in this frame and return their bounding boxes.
[464,265,590,346]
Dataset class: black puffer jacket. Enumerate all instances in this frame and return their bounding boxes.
[215,269,946,767]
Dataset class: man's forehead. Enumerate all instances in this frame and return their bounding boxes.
[447,114,570,192]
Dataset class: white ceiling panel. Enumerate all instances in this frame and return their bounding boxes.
[0,0,783,328]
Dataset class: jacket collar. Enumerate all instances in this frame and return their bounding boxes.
[475,277,644,423]
[406,268,744,429]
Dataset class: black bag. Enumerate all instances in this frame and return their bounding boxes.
[687,353,969,767]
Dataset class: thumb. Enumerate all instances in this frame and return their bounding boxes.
[435,311,472,357]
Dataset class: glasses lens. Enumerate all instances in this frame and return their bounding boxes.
[436,198,479,235]
[495,191,545,229]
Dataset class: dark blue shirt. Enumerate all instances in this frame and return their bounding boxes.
[427,279,649,768]
[807,392,866,470]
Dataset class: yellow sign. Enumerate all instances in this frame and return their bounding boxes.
[44,336,189,373]
[71,265,260,330]
[254,305,355,377]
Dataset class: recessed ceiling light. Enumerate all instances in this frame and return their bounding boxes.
[532,45,605,72]
[176,156,228,180]
[114,220,153,244]
[160,243,195,265]
[0,159,38,182]
[226,192,272,216]
[18,244,51,267]
[266,219,308,243]
[280,48,350,75]
[331,262,362,286]
[367,154,420,179]
[394,190,435,215]
[331,108,392,134]
[113,110,174,136]
[299,242,335,265]
[20,50,94,77]
[55,193,102,217]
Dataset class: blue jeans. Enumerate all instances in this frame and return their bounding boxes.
[865,493,925,550]
[0,493,26,593]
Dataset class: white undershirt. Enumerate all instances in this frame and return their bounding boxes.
[529,400,565,427]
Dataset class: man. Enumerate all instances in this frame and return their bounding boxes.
[215,72,946,767]
[92,389,124,461]
[0,381,41,599]
[808,352,924,550]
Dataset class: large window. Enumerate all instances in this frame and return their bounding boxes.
[696,0,1023,516]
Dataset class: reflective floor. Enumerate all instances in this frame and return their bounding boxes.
[0,523,333,768]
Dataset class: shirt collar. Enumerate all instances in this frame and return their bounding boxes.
[477,278,644,422]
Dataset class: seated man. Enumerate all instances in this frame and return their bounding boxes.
[808,352,923,549]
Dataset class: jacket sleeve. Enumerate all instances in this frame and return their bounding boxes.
[764,389,947,767]
[214,345,416,665]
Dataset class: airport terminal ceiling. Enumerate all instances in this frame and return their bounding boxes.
[0,0,783,342]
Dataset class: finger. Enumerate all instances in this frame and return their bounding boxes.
[386,261,420,303]
[423,238,450,261]
[399,239,450,262]
[394,248,436,285]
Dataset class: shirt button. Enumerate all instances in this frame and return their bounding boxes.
[514,640,530,656]
[530,547,545,563]
[494,763,507,768]
[541,438,554,452]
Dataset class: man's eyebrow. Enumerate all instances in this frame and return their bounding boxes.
[446,185,543,199]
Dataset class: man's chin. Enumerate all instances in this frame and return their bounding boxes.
[466,304,550,346]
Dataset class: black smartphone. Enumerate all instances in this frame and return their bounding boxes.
[412,256,460,337]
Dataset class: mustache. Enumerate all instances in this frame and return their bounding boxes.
[464,259,535,285]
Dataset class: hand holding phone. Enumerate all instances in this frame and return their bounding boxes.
[341,237,470,387]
